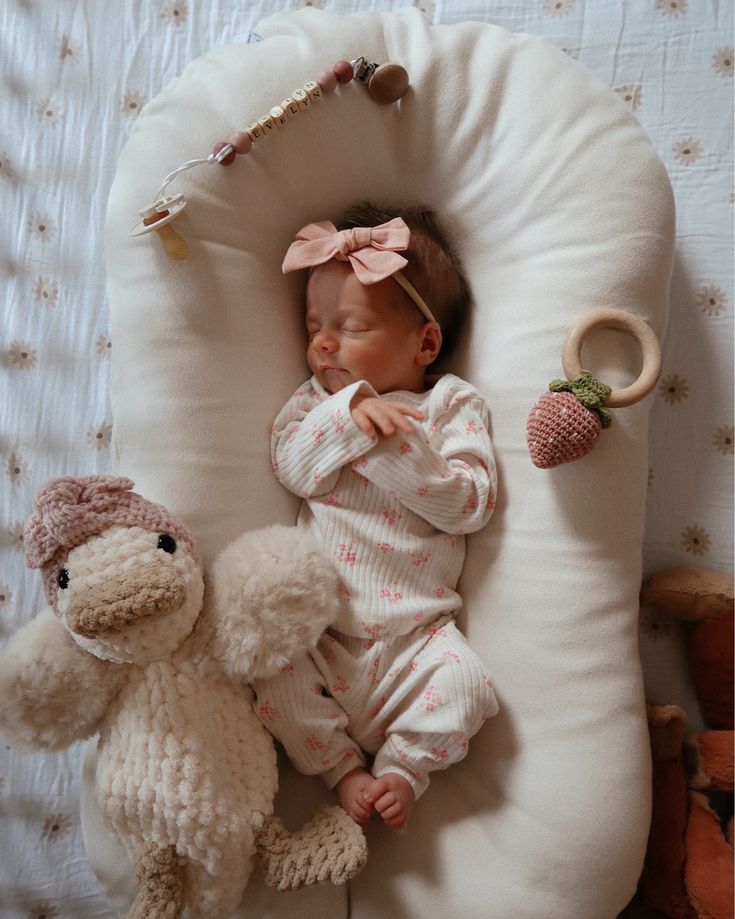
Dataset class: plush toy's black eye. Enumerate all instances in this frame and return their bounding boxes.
[157,534,177,554]
[58,568,69,589]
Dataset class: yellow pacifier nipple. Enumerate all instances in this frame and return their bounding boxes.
[129,195,189,261]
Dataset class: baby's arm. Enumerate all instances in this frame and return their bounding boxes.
[272,379,378,498]
[352,383,497,534]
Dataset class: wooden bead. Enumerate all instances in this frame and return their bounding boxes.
[316,71,337,93]
[246,121,264,141]
[292,88,310,109]
[332,60,354,84]
[304,80,324,102]
[257,114,276,136]
[269,105,289,128]
[280,97,300,118]
[212,141,236,165]
[367,63,409,104]
[228,131,252,155]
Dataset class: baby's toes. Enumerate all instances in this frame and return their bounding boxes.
[355,799,374,823]
[374,791,398,816]
[377,797,407,829]
[363,777,389,806]
[384,812,408,830]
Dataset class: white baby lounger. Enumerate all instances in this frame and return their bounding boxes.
[86,7,674,918]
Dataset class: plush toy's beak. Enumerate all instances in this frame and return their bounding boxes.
[65,562,186,638]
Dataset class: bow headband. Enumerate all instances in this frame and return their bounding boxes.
[282,217,436,324]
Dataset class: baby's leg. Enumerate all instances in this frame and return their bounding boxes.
[370,619,498,827]
[251,649,367,797]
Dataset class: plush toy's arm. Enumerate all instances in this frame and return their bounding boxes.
[639,704,691,918]
[0,608,129,751]
[643,565,734,730]
[641,566,734,621]
[209,524,342,681]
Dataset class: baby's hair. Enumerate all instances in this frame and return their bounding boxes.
[335,202,470,356]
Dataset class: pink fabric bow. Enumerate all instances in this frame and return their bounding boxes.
[282,217,411,284]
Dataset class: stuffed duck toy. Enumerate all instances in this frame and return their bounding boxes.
[0,476,366,919]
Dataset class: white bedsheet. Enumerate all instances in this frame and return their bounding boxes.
[1,2,732,917]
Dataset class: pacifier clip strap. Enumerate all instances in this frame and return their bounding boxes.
[129,56,410,261]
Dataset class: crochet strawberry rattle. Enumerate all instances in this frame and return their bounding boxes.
[527,308,662,468]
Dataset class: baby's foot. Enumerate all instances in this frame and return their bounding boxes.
[364,773,415,830]
[335,767,374,826]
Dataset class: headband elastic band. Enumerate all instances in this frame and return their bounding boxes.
[392,270,436,324]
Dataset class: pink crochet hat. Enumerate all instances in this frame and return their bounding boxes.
[24,475,201,612]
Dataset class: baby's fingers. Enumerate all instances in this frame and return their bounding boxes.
[353,399,423,438]
[352,407,377,438]
[385,402,424,434]
[374,412,397,436]
[374,405,413,437]
[393,414,418,434]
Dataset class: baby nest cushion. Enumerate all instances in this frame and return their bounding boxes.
[94,7,674,919]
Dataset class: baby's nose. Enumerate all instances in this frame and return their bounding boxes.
[313,329,337,350]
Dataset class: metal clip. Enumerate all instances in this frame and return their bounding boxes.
[351,56,379,85]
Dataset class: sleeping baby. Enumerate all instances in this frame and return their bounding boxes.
[252,202,499,830]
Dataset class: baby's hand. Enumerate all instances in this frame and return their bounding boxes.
[351,395,423,438]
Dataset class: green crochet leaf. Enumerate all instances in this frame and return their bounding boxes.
[548,370,613,428]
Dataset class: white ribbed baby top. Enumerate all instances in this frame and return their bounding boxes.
[271,373,497,639]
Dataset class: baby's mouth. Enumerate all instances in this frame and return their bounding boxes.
[319,366,349,392]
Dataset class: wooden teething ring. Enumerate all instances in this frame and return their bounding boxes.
[561,308,662,408]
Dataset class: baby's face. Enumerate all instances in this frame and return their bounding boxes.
[305,261,429,395]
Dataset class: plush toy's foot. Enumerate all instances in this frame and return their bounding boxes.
[639,705,692,918]
[685,791,734,919]
[126,842,185,919]
[685,729,734,792]
[256,804,368,891]
[647,704,688,761]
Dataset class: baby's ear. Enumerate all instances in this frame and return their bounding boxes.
[418,322,443,366]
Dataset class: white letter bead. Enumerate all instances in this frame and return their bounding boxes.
[292,88,310,109]
[269,105,288,127]
[304,80,323,102]
[247,121,264,141]
[258,114,276,135]
[280,98,300,117]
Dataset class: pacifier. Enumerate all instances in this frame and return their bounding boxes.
[129,194,188,260]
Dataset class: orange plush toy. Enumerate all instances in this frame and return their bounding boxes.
[638,566,734,919]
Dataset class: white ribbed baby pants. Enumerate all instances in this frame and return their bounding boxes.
[252,614,498,798]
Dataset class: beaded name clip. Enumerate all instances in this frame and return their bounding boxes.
[526,308,662,468]
[129,56,410,260]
